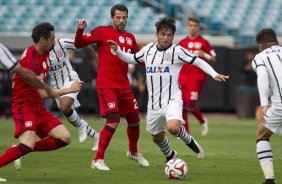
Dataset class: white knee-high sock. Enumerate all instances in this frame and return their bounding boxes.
[176,125,201,153]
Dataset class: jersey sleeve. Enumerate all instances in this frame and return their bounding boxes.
[74,27,103,48]
[175,45,197,64]
[252,55,265,72]
[0,43,18,72]
[58,38,76,50]
[203,40,216,57]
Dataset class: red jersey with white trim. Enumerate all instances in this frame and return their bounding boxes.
[12,45,49,107]
[74,25,139,88]
[178,35,216,81]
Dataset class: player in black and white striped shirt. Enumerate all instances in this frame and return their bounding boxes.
[48,38,99,150]
[109,17,228,163]
[252,28,282,184]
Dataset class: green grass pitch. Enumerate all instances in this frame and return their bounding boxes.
[0,116,281,184]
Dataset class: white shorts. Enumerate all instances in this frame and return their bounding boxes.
[264,107,282,136]
[55,80,81,110]
[146,99,184,135]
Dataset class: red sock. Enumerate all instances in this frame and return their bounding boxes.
[182,110,190,133]
[94,125,115,161]
[0,144,32,168]
[127,125,139,154]
[34,137,68,151]
[193,107,205,124]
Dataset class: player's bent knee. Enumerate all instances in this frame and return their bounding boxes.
[125,113,140,125]
[166,123,180,135]
[106,112,120,125]
[256,126,272,140]
[59,104,72,115]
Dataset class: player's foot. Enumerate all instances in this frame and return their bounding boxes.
[91,159,110,171]
[0,177,7,182]
[77,125,87,143]
[196,148,205,159]
[201,118,208,136]
[166,151,178,162]
[13,157,22,170]
[262,179,275,184]
[92,136,99,151]
[127,151,149,167]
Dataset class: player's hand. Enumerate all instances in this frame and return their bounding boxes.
[213,74,229,82]
[38,89,49,99]
[256,105,270,125]
[107,40,118,51]
[194,50,205,57]
[69,80,84,93]
[77,19,87,29]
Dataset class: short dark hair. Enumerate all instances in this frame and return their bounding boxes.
[31,22,54,43]
[188,16,200,24]
[111,4,128,17]
[155,17,176,34]
[256,28,278,44]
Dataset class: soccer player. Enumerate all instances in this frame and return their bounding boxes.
[178,17,216,135]
[252,28,282,184]
[74,4,149,171]
[0,42,76,98]
[0,22,83,169]
[48,38,99,150]
[108,17,228,163]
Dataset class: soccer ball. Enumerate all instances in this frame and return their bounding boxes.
[165,158,188,179]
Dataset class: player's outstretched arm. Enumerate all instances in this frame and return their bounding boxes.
[15,65,52,91]
[108,40,138,64]
[192,58,229,82]
[39,80,84,99]
[74,19,89,48]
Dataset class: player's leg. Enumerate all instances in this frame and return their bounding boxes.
[181,83,190,133]
[256,124,275,184]
[91,88,120,171]
[165,100,204,158]
[152,132,177,162]
[57,95,99,145]
[0,131,34,168]
[187,80,208,136]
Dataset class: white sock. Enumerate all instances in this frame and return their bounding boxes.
[256,140,274,180]
[67,109,83,128]
[157,137,173,158]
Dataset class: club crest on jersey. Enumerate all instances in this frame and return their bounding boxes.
[42,61,47,69]
[126,37,132,45]
[24,121,33,127]
[164,52,172,62]
[119,36,125,43]
[146,66,170,73]
[108,102,115,108]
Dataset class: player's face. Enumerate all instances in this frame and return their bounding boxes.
[188,21,200,38]
[42,31,55,52]
[156,28,174,49]
[112,10,128,32]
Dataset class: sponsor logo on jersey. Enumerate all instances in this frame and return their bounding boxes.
[49,61,67,71]
[164,52,172,62]
[24,121,33,127]
[108,102,115,108]
[119,36,125,43]
[146,66,170,73]
[188,42,202,49]
[126,37,132,45]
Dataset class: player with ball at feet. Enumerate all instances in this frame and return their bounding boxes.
[108,17,229,164]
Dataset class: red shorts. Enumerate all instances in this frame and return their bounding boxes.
[11,102,62,139]
[180,80,205,110]
[97,88,139,117]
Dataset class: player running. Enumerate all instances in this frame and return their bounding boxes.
[108,17,228,162]
[48,38,99,150]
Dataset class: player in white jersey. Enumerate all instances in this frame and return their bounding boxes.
[48,38,99,150]
[108,17,228,162]
[0,42,81,98]
[252,28,282,184]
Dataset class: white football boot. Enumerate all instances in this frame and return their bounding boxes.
[0,177,7,182]
[77,125,87,143]
[91,159,110,171]
[201,118,208,136]
[92,136,99,151]
[126,151,149,167]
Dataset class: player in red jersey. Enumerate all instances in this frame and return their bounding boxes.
[0,22,83,169]
[75,4,149,171]
[178,17,216,136]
